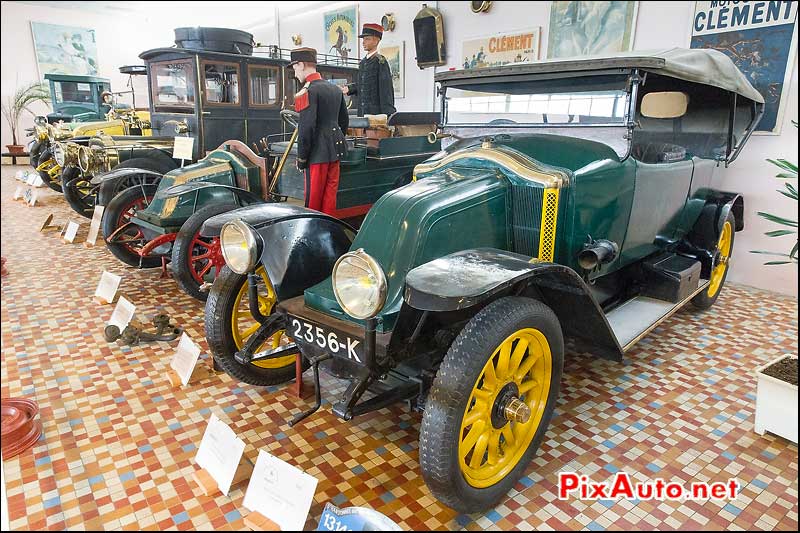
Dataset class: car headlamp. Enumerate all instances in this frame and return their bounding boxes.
[332,249,388,320]
[53,142,66,166]
[220,219,259,274]
[78,146,90,172]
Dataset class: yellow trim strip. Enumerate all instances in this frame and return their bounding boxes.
[538,188,559,262]
[413,144,566,188]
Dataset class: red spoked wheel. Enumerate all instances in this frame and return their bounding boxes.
[172,203,240,301]
[188,235,226,284]
[101,184,162,268]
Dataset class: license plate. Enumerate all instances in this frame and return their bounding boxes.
[288,315,364,363]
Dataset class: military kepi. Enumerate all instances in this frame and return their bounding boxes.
[287,47,317,67]
[358,23,383,39]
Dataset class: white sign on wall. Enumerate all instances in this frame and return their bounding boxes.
[462,28,541,69]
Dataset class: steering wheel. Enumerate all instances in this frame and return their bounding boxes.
[281,109,299,128]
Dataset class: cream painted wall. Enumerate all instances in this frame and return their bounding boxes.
[1,0,797,295]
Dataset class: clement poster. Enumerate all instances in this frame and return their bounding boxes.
[462,28,541,69]
[381,42,405,98]
[691,1,798,134]
[30,22,98,76]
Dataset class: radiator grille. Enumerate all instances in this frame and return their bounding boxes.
[538,188,560,262]
[511,186,543,256]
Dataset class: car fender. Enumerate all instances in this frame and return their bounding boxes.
[688,192,744,250]
[404,248,623,361]
[155,181,263,205]
[202,204,355,301]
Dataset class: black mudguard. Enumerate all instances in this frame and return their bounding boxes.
[94,168,163,206]
[202,204,355,301]
[404,248,624,360]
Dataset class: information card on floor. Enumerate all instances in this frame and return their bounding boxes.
[108,296,135,330]
[243,449,318,531]
[170,333,202,386]
[94,271,122,304]
[195,413,245,496]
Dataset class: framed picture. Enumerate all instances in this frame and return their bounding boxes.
[323,5,359,61]
[30,21,99,76]
[462,28,541,70]
[381,42,405,98]
[547,1,638,59]
[690,1,798,135]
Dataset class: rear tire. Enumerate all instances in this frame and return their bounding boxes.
[172,203,238,301]
[205,266,301,386]
[35,149,63,193]
[419,296,564,513]
[101,184,161,268]
[691,211,736,310]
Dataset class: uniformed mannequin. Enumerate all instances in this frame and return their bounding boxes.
[289,47,349,216]
[342,23,396,116]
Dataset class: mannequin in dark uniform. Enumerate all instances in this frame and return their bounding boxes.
[342,23,396,116]
[289,47,349,216]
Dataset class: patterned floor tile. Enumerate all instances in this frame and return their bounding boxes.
[1,166,797,530]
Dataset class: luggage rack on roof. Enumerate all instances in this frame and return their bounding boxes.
[253,45,360,68]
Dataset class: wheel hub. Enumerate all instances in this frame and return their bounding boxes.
[491,382,530,429]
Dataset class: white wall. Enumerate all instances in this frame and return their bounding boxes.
[2,0,797,295]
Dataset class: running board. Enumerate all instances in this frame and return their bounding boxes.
[606,281,710,352]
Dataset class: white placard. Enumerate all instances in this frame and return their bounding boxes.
[108,296,136,330]
[86,205,105,246]
[243,450,319,531]
[94,270,122,302]
[27,189,39,207]
[25,172,37,186]
[63,220,80,243]
[13,186,23,200]
[173,136,195,161]
[15,170,26,181]
[23,188,32,205]
[170,332,202,386]
[195,413,246,496]
[32,174,45,187]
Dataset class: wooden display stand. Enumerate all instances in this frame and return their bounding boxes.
[244,511,280,531]
[167,361,214,388]
[39,214,62,233]
[192,455,254,497]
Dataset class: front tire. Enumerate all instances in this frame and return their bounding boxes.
[205,266,300,386]
[172,203,238,301]
[419,297,564,513]
[101,184,161,268]
[692,212,735,310]
[62,166,96,218]
[35,149,63,193]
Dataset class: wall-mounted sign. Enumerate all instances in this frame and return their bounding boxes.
[547,1,638,59]
[462,28,541,69]
[691,1,798,134]
[381,42,405,97]
[324,5,359,61]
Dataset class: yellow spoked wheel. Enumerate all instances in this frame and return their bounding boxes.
[692,212,736,310]
[459,328,552,488]
[205,265,303,386]
[231,266,296,370]
[707,220,732,297]
[419,297,563,513]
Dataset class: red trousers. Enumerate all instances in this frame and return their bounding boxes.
[304,161,340,216]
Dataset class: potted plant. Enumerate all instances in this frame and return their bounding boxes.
[1,81,50,155]
[754,354,798,443]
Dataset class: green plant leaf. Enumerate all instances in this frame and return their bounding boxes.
[765,229,796,237]
[749,250,792,256]
[767,158,798,175]
[757,212,798,227]
[791,242,799,260]
[764,260,792,265]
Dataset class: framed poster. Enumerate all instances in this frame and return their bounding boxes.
[547,1,638,59]
[691,1,798,134]
[381,42,405,98]
[30,22,98,76]
[462,28,541,69]
[324,5,359,61]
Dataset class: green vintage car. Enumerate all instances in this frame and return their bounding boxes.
[100,110,440,301]
[202,49,763,512]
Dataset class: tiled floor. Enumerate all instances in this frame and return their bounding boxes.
[1,165,798,531]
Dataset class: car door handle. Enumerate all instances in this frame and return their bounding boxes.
[201,111,211,116]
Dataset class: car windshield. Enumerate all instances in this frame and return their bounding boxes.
[152,61,195,110]
[53,81,94,104]
[443,75,629,127]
